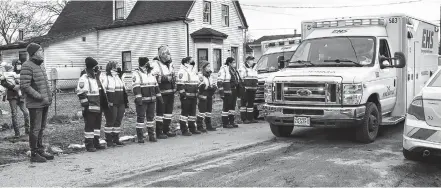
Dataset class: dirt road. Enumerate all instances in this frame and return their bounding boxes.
[1,122,440,187]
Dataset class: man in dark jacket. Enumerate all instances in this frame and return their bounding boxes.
[20,43,54,163]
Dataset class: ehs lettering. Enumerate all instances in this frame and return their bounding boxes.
[332,30,347,34]
[422,29,434,49]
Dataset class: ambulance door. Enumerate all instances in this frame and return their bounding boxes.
[406,40,417,108]
[378,38,397,113]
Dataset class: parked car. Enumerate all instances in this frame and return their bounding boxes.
[403,68,441,161]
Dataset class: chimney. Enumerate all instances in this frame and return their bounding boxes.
[18,30,24,41]
[294,29,297,37]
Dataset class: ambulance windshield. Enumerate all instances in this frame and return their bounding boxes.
[255,51,295,72]
[288,37,375,67]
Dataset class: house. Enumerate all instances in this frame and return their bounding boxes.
[248,34,300,60]
[0,0,248,77]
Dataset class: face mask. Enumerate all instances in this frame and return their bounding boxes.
[190,61,195,66]
[111,70,118,75]
[16,65,21,70]
[93,66,99,72]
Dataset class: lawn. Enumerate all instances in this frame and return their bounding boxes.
[0,92,244,165]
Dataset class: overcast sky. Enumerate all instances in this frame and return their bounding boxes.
[240,0,441,39]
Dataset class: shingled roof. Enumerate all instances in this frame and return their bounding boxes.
[191,28,228,39]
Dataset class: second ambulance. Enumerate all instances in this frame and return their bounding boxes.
[263,14,439,143]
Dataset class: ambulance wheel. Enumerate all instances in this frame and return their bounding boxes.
[355,102,380,143]
[403,148,423,161]
[270,124,293,137]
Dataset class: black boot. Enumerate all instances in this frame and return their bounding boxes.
[229,115,239,128]
[85,138,97,152]
[247,110,258,123]
[240,108,249,124]
[94,136,106,150]
[136,128,145,143]
[180,120,192,136]
[38,149,54,160]
[30,152,47,163]
[105,133,115,147]
[189,120,201,134]
[196,116,207,133]
[113,133,124,146]
[163,118,176,137]
[205,117,217,131]
[147,127,157,142]
[222,115,233,128]
[156,121,168,139]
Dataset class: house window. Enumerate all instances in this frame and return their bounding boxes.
[197,49,208,69]
[115,1,125,20]
[231,47,238,68]
[82,37,86,42]
[203,1,211,24]
[122,51,132,72]
[221,5,229,26]
[213,49,222,73]
[19,51,27,63]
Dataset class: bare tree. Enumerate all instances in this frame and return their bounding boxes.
[0,0,67,45]
[246,32,255,43]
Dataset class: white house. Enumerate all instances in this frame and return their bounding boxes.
[0,0,249,77]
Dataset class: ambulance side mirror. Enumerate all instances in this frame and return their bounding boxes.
[393,52,406,68]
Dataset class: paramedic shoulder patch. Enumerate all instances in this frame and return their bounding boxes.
[133,76,136,82]
[79,82,85,89]
[199,76,203,82]
[179,73,183,79]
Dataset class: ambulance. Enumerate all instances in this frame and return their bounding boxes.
[263,14,439,143]
[253,37,301,118]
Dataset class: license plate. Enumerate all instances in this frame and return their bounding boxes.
[294,117,310,126]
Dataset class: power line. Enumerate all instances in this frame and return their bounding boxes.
[241,0,423,9]
[250,28,298,30]
[242,7,300,16]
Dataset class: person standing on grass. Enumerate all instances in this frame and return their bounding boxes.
[151,46,177,139]
[20,43,54,163]
[239,56,258,124]
[196,60,217,132]
[77,57,104,152]
[177,57,200,135]
[101,61,128,147]
[132,57,163,143]
[0,61,30,138]
[217,57,242,129]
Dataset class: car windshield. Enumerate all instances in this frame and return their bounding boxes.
[255,51,295,72]
[428,71,441,87]
[287,37,376,67]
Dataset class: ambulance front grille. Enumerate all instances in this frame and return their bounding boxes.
[274,82,339,105]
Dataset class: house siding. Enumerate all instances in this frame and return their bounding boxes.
[44,32,98,72]
[187,0,245,72]
[98,21,187,74]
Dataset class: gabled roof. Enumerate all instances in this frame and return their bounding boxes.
[250,34,301,45]
[233,1,248,28]
[191,28,228,39]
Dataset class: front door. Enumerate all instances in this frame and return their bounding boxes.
[197,48,208,70]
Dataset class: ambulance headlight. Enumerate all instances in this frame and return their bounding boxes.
[342,84,363,105]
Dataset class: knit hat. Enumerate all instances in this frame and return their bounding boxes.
[26,43,41,57]
[226,57,235,65]
[85,57,98,69]
[139,57,149,67]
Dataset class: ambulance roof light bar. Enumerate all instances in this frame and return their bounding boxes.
[312,18,386,28]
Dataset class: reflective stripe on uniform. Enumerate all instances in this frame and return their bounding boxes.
[224,90,232,94]
[84,132,94,139]
[245,87,258,90]
[197,113,205,118]
[94,129,100,136]
[104,127,113,133]
[186,93,197,97]
[164,114,173,120]
[247,108,254,112]
[146,121,155,128]
[80,98,88,103]
[156,93,162,97]
[221,111,229,117]
[135,94,142,98]
[198,95,207,100]
[188,116,196,122]
[180,116,188,122]
[155,116,164,122]
[240,107,247,112]
[205,112,212,117]
[113,127,121,133]
[89,106,100,111]
[161,89,174,93]
[136,123,145,129]
[229,110,235,115]
[142,96,156,101]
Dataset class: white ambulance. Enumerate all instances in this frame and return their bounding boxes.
[253,37,301,118]
[263,14,439,143]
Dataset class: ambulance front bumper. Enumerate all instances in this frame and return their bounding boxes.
[263,104,365,128]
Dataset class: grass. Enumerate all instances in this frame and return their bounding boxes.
[0,92,245,165]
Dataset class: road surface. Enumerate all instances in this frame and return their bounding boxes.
[0,122,440,187]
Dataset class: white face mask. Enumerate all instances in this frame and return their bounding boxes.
[111,70,118,75]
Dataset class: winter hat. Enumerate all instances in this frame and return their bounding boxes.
[26,43,41,57]
[85,57,98,69]
[4,63,13,72]
[138,57,149,67]
[226,57,235,65]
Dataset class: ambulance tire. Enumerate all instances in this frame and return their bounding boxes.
[403,148,423,161]
[270,124,293,137]
[355,102,380,143]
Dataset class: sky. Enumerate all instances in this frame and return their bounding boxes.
[240,0,441,39]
